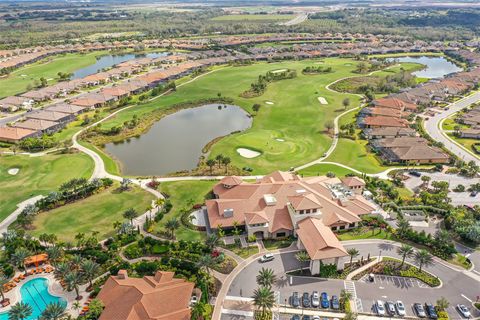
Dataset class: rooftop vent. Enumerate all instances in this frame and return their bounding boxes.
[223,208,234,218]
[296,189,306,194]
[263,194,277,206]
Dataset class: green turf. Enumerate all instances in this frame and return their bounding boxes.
[79,141,121,176]
[447,133,480,158]
[0,51,108,98]
[31,183,155,242]
[211,14,294,21]
[298,163,356,177]
[0,152,94,222]
[155,180,217,241]
[98,58,365,175]
[441,118,469,131]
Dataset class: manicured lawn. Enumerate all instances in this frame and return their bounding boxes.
[222,243,259,258]
[337,228,393,241]
[325,136,389,174]
[298,163,356,177]
[447,133,480,158]
[98,58,364,174]
[0,51,107,98]
[211,14,294,21]
[155,180,217,241]
[441,117,468,131]
[79,141,120,176]
[31,183,155,242]
[0,152,94,222]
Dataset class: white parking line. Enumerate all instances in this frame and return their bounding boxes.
[461,294,472,303]
[473,270,480,276]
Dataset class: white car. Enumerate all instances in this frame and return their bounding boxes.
[311,291,320,308]
[395,300,406,316]
[457,304,471,318]
[375,300,386,316]
[259,253,274,263]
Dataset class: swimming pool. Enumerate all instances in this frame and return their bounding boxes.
[0,278,66,320]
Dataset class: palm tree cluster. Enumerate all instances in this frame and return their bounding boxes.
[252,268,277,319]
[207,154,231,174]
[55,255,100,300]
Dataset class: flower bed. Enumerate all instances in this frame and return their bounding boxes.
[352,257,440,287]
[286,259,374,279]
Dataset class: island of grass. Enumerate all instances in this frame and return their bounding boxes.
[153,180,217,241]
[0,152,94,222]
[30,182,155,242]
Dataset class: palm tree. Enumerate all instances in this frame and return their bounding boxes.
[295,251,310,275]
[206,159,216,174]
[414,249,434,272]
[40,301,67,320]
[70,255,83,270]
[165,218,180,239]
[0,273,8,302]
[436,297,449,311]
[8,302,32,320]
[123,208,138,225]
[196,255,216,275]
[347,248,359,266]
[81,260,100,289]
[190,302,206,320]
[397,244,414,267]
[154,198,165,214]
[11,248,31,275]
[46,246,63,267]
[396,219,411,238]
[64,271,83,300]
[256,268,277,288]
[252,286,275,313]
[205,234,219,251]
[222,157,231,173]
[215,154,224,168]
[339,289,352,308]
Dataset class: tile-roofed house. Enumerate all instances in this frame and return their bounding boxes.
[45,103,87,115]
[373,137,449,164]
[360,116,409,128]
[13,119,63,133]
[341,176,365,194]
[363,127,417,139]
[101,86,130,99]
[0,127,39,143]
[372,97,417,112]
[26,110,74,123]
[206,171,375,245]
[459,129,480,139]
[0,96,34,109]
[97,270,198,320]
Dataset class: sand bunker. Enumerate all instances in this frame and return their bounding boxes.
[275,138,285,142]
[8,168,19,175]
[237,148,261,158]
[265,101,274,105]
[317,97,328,105]
[271,69,288,74]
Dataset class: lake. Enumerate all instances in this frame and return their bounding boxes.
[71,52,168,80]
[104,104,252,176]
[387,56,462,79]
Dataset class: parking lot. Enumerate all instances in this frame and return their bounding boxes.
[361,274,430,289]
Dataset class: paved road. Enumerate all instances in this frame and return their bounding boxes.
[226,240,480,320]
[424,91,480,165]
[280,13,308,26]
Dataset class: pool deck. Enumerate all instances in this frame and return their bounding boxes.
[0,267,87,317]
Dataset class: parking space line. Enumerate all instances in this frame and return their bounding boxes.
[461,294,472,303]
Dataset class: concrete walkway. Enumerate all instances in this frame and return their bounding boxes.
[0,195,44,234]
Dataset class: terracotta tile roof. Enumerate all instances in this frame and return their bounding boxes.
[373,97,417,111]
[245,211,269,225]
[287,193,322,211]
[14,119,59,131]
[101,86,130,97]
[363,116,408,128]
[26,110,70,121]
[45,103,86,114]
[341,176,365,187]
[0,127,37,141]
[296,218,348,260]
[220,176,243,187]
[98,271,194,320]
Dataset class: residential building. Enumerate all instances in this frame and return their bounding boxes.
[13,119,63,134]
[0,127,39,143]
[97,270,199,320]
[26,110,74,123]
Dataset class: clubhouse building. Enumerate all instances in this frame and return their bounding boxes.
[205,171,376,274]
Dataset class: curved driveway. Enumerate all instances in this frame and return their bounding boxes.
[223,240,480,319]
[424,91,480,165]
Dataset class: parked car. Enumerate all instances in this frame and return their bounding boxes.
[303,292,311,308]
[425,303,438,319]
[259,253,274,263]
[414,303,427,318]
[321,292,329,308]
[385,301,396,316]
[395,300,406,316]
[311,291,320,308]
[409,170,422,177]
[331,295,340,310]
[291,316,300,320]
[291,292,300,308]
[301,316,310,320]
[457,304,471,318]
[312,316,320,320]
[470,191,478,197]
[375,300,386,316]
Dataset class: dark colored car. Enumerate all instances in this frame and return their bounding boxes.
[291,292,300,308]
[291,316,300,320]
[331,295,340,310]
[409,171,422,177]
[470,191,478,197]
[385,301,396,316]
[425,304,438,319]
[321,292,329,308]
[302,316,311,320]
[302,292,311,308]
[414,303,427,318]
